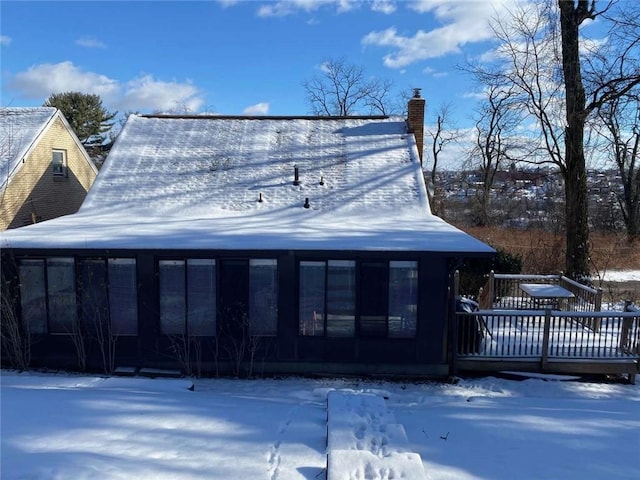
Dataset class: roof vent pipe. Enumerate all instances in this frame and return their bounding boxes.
[258,192,263,203]
[303,198,310,209]
[293,165,300,186]
[320,175,325,186]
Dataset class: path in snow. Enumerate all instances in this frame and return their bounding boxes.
[326,390,428,480]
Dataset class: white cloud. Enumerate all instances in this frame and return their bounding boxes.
[7,61,205,113]
[422,66,448,77]
[0,35,11,46]
[256,0,356,17]
[119,75,204,113]
[462,90,485,100]
[243,102,270,115]
[76,36,107,49]
[10,61,119,100]
[248,0,396,17]
[371,0,396,14]
[362,0,517,68]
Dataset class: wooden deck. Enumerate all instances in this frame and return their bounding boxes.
[454,273,639,383]
[455,309,639,382]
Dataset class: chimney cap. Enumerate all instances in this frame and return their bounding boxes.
[412,88,422,98]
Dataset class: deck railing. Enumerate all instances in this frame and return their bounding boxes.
[456,309,640,363]
[456,271,636,381]
[476,272,603,314]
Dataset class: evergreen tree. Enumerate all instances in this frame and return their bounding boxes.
[44,92,117,145]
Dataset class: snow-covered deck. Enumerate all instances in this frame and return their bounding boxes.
[457,310,640,382]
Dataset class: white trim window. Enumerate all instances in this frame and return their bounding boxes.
[52,149,67,177]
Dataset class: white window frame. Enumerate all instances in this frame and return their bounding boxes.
[52,149,67,177]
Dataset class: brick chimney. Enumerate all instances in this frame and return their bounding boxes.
[407,88,426,165]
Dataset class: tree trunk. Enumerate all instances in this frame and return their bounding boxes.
[559,0,591,280]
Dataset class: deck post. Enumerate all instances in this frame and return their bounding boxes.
[593,287,603,331]
[449,282,459,378]
[541,309,552,368]
[454,270,460,298]
[488,271,494,310]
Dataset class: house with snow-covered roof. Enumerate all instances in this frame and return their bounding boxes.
[0,107,98,230]
[0,93,494,377]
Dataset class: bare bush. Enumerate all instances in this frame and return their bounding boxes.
[167,334,203,377]
[67,320,87,372]
[0,284,31,370]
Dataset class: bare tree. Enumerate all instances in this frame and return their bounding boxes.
[469,85,520,226]
[303,58,396,116]
[425,104,458,217]
[587,3,640,240]
[557,0,596,280]
[469,0,640,279]
[593,93,639,239]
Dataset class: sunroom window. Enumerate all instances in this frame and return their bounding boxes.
[388,261,418,338]
[249,259,278,336]
[298,260,418,338]
[108,258,138,335]
[299,261,325,336]
[46,257,78,334]
[187,259,217,336]
[18,259,47,334]
[159,260,186,335]
[326,260,356,337]
[298,260,356,337]
[158,259,217,336]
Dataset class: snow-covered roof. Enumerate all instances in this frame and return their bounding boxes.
[0,107,57,189]
[0,114,494,254]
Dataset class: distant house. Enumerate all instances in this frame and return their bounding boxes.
[0,107,98,230]
[0,94,494,377]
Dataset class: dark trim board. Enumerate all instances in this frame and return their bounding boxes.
[457,358,638,383]
[1,247,493,376]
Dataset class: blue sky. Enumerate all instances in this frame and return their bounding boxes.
[1,0,517,127]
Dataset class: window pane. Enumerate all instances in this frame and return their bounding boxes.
[46,258,77,334]
[388,261,418,338]
[108,259,138,335]
[327,260,355,337]
[79,259,109,334]
[18,259,47,334]
[249,259,278,336]
[159,260,186,335]
[299,261,325,336]
[187,259,216,336]
[52,150,65,176]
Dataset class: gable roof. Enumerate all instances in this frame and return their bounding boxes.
[0,107,97,190]
[0,107,57,189]
[0,114,493,254]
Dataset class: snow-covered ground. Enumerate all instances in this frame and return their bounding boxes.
[599,270,640,282]
[1,272,638,479]
[1,371,639,480]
